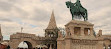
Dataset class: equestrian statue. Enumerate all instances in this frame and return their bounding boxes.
[66,0,88,21]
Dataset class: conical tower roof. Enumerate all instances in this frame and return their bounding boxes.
[46,11,57,29]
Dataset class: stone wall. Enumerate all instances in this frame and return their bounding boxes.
[9,32,46,49]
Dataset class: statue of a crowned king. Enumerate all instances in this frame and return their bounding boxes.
[66,0,88,21]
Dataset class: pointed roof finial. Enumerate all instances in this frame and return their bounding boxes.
[46,11,57,29]
[21,27,23,33]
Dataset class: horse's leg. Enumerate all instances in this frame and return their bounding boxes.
[72,10,75,20]
[81,13,86,21]
[72,14,74,20]
[80,8,88,21]
[83,16,85,21]
[84,9,88,20]
[83,14,86,21]
[83,13,86,21]
[70,9,74,20]
[86,11,88,20]
[71,12,74,20]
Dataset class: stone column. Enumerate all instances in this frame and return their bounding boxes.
[90,28,94,36]
[65,27,71,38]
[81,27,84,36]
[49,44,52,49]
[69,26,74,37]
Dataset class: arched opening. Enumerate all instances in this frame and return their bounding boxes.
[84,28,90,35]
[103,47,106,49]
[17,41,33,49]
[108,46,110,49]
[103,44,106,49]
[109,45,111,49]
[74,27,80,36]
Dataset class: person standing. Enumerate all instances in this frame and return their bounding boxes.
[6,45,10,49]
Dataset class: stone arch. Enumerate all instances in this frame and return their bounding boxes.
[9,38,36,49]
[17,41,33,49]
[103,44,106,49]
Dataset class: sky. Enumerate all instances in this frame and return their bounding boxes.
[0,0,111,41]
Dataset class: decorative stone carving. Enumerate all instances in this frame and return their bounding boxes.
[65,27,71,37]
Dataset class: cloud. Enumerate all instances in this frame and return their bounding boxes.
[32,8,50,21]
[0,1,13,11]
[0,18,12,22]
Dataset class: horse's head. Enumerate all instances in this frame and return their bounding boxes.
[66,1,71,8]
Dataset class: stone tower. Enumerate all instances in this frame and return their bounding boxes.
[97,30,102,37]
[0,25,3,42]
[45,11,59,49]
[45,11,59,38]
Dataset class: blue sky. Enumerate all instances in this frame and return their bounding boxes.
[0,0,111,40]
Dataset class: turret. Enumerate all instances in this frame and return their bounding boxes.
[44,11,59,49]
[97,30,102,37]
[45,11,59,38]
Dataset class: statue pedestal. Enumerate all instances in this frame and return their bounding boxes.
[65,20,95,39]
[57,20,103,49]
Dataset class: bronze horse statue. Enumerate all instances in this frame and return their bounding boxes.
[66,0,88,21]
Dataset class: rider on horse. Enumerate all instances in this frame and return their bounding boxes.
[66,0,88,21]
[74,0,83,7]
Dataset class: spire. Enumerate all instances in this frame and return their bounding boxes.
[46,11,57,29]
